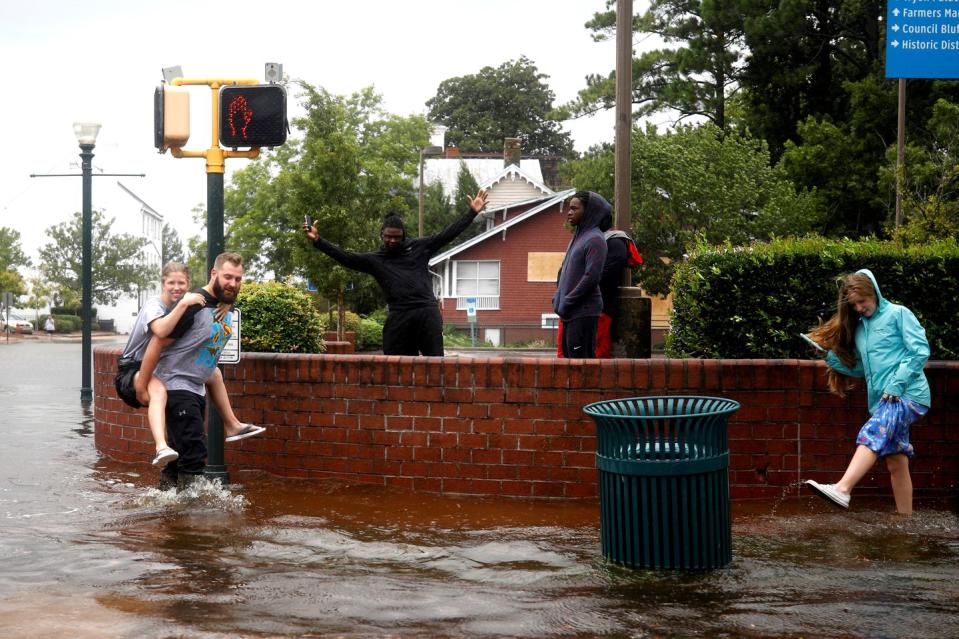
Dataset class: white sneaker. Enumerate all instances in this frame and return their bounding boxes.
[152,447,179,467]
[805,480,850,509]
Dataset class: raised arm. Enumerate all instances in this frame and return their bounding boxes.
[302,219,376,273]
[148,292,205,338]
[423,189,488,254]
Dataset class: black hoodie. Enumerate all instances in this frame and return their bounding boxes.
[312,206,479,312]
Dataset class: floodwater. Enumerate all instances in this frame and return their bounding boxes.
[1,341,958,638]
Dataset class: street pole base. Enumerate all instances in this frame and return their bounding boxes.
[203,466,230,485]
[80,388,93,403]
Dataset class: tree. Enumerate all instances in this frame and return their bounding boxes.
[37,210,154,306]
[0,227,31,272]
[427,57,575,156]
[24,276,51,323]
[161,222,186,265]
[557,0,747,131]
[225,82,431,321]
[0,270,25,299]
[562,123,824,294]
[883,99,959,244]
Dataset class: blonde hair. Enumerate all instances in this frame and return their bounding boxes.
[808,272,877,397]
[161,261,190,283]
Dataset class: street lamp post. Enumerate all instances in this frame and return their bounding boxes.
[74,122,101,403]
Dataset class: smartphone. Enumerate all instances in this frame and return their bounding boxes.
[799,333,826,353]
[304,215,312,228]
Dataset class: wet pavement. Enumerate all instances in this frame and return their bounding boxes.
[1,340,958,638]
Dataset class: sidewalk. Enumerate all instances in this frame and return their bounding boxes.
[1,330,123,345]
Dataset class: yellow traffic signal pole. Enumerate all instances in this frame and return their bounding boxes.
[169,77,260,484]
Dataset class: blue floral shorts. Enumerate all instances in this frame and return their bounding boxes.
[856,398,928,458]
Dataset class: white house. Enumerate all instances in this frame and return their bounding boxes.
[95,181,163,334]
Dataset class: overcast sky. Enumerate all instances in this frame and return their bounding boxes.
[1,0,640,269]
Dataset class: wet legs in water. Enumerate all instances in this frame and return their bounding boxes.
[835,445,912,515]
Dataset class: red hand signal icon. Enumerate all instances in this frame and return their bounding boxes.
[226,95,254,141]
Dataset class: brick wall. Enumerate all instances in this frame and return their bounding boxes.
[93,347,959,500]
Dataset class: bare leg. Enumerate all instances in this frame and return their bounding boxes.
[205,368,245,437]
[885,454,913,515]
[142,374,170,452]
[835,445,878,495]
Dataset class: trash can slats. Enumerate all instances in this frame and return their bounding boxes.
[584,395,740,570]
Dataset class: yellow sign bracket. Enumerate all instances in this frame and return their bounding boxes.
[170,77,262,173]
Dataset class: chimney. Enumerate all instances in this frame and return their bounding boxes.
[429,124,448,150]
[503,137,521,167]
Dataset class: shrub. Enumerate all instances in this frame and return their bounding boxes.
[52,314,81,332]
[235,282,326,353]
[667,237,959,359]
[357,317,383,351]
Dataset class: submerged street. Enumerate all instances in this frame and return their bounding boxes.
[1,341,957,638]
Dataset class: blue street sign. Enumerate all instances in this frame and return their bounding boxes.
[886,1,959,78]
[466,296,477,321]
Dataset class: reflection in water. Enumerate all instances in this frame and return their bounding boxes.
[1,342,958,638]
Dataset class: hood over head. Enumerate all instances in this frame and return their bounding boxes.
[575,191,612,234]
[855,268,886,310]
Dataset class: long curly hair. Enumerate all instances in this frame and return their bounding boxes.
[808,272,877,397]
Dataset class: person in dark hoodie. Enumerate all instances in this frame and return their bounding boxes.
[552,191,609,358]
[302,189,489,356]
[555,212,643,358]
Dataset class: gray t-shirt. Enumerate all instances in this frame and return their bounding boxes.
[152,288,234,395]
[121,296,168,360]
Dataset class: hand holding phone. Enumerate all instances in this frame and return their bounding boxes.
[799,333,826,353]
[303,215,313,228]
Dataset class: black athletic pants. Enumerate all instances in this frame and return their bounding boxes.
[561,316,599,359]
[382,305,444,356]
[164,390,207,476]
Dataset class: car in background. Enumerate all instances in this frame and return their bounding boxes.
[1,313,34,334]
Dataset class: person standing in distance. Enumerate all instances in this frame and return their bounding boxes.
[553,191,609,358]
[301,190,489,356]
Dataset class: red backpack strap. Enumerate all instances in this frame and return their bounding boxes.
[627,240,643,266]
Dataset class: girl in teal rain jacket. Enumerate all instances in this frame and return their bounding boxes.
[803,269,930,515]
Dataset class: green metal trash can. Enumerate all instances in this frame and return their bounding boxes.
[583,396,740,570]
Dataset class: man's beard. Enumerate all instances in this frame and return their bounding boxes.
[213,278,239,304]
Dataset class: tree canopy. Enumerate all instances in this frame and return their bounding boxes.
[38,210,154,306]
[557,0,745,130]
[562,123,823,294]
[427,57,574,156]
[225,82,430,310]
[161,222,186,265]
[0,227,30,272]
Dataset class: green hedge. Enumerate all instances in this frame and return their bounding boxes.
[51,314,82,332]
[666,237,959,360]
[235,282,326,354]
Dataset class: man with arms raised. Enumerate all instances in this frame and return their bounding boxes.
[136,252,247,490]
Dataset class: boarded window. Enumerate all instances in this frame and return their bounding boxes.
[527,252,565,282]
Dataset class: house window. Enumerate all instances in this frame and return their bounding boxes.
[541,313,560,329]
[454,260,499,310]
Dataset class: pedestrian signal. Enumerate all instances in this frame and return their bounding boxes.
[154,85,190,151]
[218,84,287,148]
